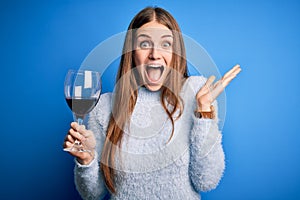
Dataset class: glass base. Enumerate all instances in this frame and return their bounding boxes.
[63,140,91,153]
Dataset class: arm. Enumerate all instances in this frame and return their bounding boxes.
[189,100,225,192]
[74,152,108,200]
[188,65,241,191]
[74,93,112,200]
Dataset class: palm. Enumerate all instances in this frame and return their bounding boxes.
[196,64,241,111]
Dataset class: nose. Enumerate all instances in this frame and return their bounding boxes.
[148,47,162,60]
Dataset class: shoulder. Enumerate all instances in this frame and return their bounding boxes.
[89,92,113,124]
[97,93,113,110]
[183,76,207,95]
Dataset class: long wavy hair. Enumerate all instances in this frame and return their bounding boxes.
[100,6,188,193]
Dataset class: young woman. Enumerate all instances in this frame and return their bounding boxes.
[64,6,241,200]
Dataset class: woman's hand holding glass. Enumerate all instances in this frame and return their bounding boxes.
[196,64,242,111]
[64,122,96,165]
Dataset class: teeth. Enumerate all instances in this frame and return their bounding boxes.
[147,64,163,68]
[146,65,164,73]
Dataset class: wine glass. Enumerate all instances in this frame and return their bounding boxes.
[64,69,101,152]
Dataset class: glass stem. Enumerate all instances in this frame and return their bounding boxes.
[77,118,83,125]
[73,118,84,148]
[75,117,91,153]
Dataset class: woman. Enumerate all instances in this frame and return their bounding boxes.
[64,6,241,200]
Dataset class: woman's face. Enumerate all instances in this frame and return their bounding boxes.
[134,21,173,91]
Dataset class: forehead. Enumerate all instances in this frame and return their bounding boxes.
[136,21,173,39]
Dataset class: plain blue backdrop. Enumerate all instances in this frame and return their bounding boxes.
[1,0,300,199]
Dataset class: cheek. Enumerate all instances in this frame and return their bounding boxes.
[163,52,173,65]
[134,50,147,66]
[133,51,145,79]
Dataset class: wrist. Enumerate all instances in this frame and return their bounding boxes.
[77,151,95,165]
[195,105,215,119]
[197,104,212,112]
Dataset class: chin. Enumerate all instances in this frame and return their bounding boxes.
[144,84,163,91]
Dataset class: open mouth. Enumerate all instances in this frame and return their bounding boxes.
[145,64,165,83]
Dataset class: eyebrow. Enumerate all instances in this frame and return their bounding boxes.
[136,33,173,39]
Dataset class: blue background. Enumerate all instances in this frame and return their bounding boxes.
[1,0,300,199]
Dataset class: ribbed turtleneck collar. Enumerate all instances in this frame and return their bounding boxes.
[137,86,161,102]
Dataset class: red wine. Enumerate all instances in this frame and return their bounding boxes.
[65,98,98,119]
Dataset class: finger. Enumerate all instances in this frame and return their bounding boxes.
[64,133,74,144]
[67,134,75,143]
[69,128,86,141]
[200,76,216,92]
[205,75,216,87]
[211,81,225,99]
[229,65,241,77]
[82,129,94,138]
[211,66,241,99]
[77,125,88,135]
[222,64,240,79]
[71,122,86,131]
[76,126,93,139]
[79,124,86,130]
[222,64,241,80]
[70,122,89,138]
[213,78,222,87]
[197,76,215,98]
[64,141,74,149]
[71,122,79,129]
[222,67,242,87]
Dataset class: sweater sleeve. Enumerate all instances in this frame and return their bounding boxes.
[74,93,112,200]
[187,76,225,192]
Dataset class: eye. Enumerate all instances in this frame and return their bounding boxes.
[162,41,172,49]
[140,41,151,49]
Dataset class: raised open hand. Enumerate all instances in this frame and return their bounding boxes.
[196,64,241,112]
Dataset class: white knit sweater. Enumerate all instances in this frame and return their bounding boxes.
[74,76,225,200]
